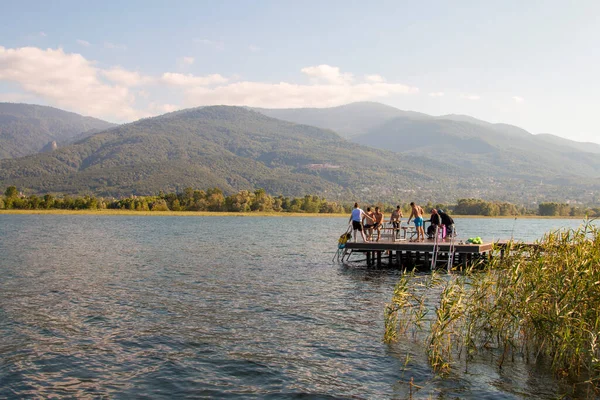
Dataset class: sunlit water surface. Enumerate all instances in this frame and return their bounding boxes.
[0,215,595,398]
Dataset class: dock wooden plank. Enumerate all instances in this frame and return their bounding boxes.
[345,241,493,253]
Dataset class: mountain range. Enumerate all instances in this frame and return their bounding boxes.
[0,102,598,206]
[259,102,600,180]
[0,103,116,159]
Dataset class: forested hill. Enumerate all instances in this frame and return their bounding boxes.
[0,106,459,200]
[1,105,598,205]
[0,103,116,159]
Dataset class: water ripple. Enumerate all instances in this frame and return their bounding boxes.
[0,215,591,398]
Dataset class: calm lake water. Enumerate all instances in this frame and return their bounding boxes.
[0,215,595,398]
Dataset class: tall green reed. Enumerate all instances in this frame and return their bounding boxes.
[385,221,600,387]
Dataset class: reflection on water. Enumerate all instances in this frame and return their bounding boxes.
[0,215,592,398]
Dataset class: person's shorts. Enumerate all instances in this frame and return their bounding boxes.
[392,222,400,229]
[414,216,424,227]
[363,224,375,230]
[374,223,382,230]
[352,220,362,231]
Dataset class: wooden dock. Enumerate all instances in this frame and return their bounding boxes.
[341,239,495,270]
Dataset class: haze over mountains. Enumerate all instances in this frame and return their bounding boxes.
[258,102,600,189]
[259,102,600,154]
[0,102,598,206]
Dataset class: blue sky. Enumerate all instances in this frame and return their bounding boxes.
[1,0,598,144]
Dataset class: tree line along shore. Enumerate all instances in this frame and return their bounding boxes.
[1,186,599,217]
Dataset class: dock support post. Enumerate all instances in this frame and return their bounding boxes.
[376,251,382,267]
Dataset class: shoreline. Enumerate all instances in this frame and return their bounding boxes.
[0,209,588,219]
[0,209,343,217]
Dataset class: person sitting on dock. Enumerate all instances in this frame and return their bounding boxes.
[438,209,455,237]
[427,208,442,239]
[406,202,425,242]
[373,206,385,241]
[390,205,403,236]
[348,203,373,242]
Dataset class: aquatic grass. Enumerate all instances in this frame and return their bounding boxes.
[386,220,600,389]
[384,269,442,343]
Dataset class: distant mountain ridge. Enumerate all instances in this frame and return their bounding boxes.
[0,103,598,205]
[0,103,116,159]
[255,102,429,138]
[255,102,600,179]
[0,106,458,200]
[256,102,599,150]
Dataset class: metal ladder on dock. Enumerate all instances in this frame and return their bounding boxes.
[430,225,457,271]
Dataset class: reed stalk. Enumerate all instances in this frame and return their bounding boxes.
[386,220,600,389]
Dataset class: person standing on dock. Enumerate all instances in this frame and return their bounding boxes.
[390,205,403,236]
[407,202,425,242]
[349,203,373,242]
[373,206,385,241]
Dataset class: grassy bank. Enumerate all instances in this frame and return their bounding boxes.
[0,209,346,217]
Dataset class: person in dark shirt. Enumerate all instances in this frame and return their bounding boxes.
[427,208,442,239]
[437,209,455,237]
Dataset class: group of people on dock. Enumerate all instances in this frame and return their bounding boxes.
[348,202,454,243]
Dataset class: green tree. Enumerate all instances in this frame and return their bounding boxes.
[206,187,225,211]
[4,186,18,198]
[42,194,55,209]
[150,199,170,211]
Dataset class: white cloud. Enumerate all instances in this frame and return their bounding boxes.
[0,47,418,122]
[39,32,47,37]
[76,39,91,47]
[301,64,353,85]
[512,96,524,103]
[149,102,181,114]
[101,66,152,87]
[194,38,224,50]
[0,46,144,121]
[365,74,385,83]
[429,92,444,97]
[248,45,260,52]
[161,72,228,86]
[184,78,418,109]
[104,42,127,50]
[460,94,480,100]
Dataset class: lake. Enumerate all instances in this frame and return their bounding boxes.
[0,215,594,398]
